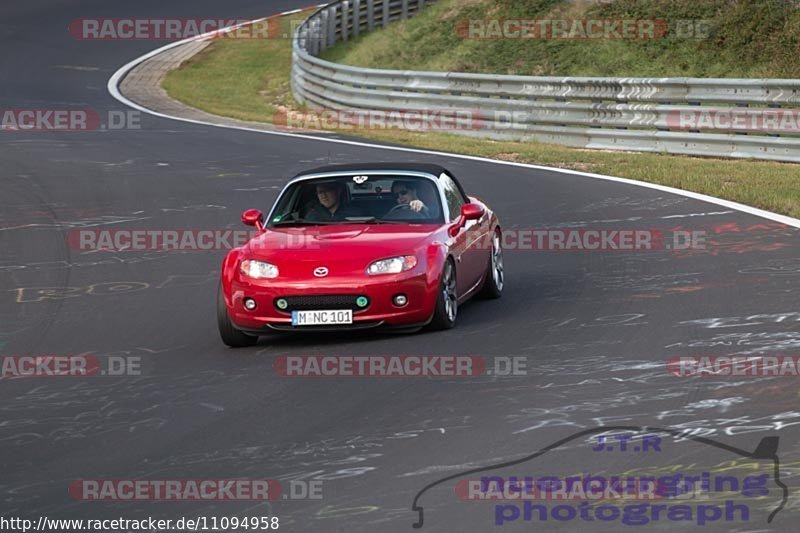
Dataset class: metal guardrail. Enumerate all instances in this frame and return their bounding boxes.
[292,0,800,162]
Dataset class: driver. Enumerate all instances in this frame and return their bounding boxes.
[389,180,429,216]
[305,181,360,221]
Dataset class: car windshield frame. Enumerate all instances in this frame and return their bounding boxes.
[265,170,449,228]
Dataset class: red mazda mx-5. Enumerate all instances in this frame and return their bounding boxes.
[217,163,504,347]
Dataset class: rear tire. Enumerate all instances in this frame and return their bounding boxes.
[428,259,458,330]
[217,283,258,347]
[478,229,504,299]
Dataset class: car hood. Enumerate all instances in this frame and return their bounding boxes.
[245,224,438,273]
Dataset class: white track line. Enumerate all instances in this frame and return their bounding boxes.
[107,7,800,229]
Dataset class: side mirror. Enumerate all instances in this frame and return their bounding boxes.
[242,209,265,231]
[461,203,485,221]
[449,203,485,236]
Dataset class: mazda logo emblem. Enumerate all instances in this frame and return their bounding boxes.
[313,267,329,277]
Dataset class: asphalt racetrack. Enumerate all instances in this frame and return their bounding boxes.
[1,1,799,531]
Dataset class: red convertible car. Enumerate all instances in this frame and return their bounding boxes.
[217,163,503,347]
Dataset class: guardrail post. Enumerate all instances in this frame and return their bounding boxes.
[341,1,350,41]
[328,5,338,48]
[353,0,362,38]
[312,17,322,55]
[366,0,375,31]
[318,9,329,51]
[296,22,306,52]
[382,0,390,28]
[402,0,409,20]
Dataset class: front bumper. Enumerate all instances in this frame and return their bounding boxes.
[226,271,438,333]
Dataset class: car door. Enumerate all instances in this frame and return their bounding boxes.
[441,174,488,295]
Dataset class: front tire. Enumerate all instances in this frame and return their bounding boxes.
[217,283,258,347]
[428,258,458,330]
[478,229,504,299]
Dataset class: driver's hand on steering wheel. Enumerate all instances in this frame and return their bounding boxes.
[408,200,425,212]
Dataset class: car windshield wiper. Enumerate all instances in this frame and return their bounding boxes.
[343,217,406,224]
[271,219,339,227]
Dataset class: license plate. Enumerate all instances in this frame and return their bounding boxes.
[291,309,353,326]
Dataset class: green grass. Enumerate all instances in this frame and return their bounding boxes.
[163,9,800,219]
[322,0,800,77]
[163,18,297,122]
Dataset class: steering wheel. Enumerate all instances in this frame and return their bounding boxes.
[387,203,428,217]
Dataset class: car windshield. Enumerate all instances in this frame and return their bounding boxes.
[267,174,444,226]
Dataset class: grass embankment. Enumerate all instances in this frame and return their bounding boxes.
[163,6,800,219]
[322,0,800,77]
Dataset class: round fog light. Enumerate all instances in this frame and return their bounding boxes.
[243,298,257,311]
[393,294,408,307]
[356,296,369,308]
[276,298,288,310]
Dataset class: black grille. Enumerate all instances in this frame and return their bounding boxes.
[275,295,368,312]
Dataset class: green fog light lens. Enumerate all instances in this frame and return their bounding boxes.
[356,296,369,308]
[276,298,288,310]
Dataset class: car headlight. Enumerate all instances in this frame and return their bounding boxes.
[367,256,417,275]
[240,259,279,279]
